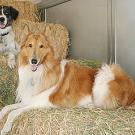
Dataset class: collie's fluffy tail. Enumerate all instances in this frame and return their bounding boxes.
[92,64,135,109]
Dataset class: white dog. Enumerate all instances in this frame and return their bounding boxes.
[0,6,19,68]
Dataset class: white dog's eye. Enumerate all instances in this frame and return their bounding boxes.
[5,12,9,15]
[4,11,9,15]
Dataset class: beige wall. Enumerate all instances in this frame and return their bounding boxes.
[47,0,108,62]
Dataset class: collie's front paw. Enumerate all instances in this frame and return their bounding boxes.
[0,115,14,135]
[0,121,3,130]
[8,58,16,69]
[1,128,9,135]
[0,112,3,121]
[0,112,4,123]
[0,112,4,129]
[1,123,12,135]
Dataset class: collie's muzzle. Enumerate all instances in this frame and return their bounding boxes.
[30,58,39,72]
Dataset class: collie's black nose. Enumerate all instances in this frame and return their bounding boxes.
[0,17,5,23]
[31,59,37,64]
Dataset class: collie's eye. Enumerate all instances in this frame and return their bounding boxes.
[28,44,32,48]
[39,45,44,48]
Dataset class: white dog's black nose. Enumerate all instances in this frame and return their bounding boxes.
[0,17,5,23]
[31,59,37,64]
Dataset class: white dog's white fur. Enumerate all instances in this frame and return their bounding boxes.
[0,26,20,68]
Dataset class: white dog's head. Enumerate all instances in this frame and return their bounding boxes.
[0,6,19,29]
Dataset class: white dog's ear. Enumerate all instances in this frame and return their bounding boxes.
[10,6,19,20]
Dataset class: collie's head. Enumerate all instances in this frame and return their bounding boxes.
[19,33,54,72]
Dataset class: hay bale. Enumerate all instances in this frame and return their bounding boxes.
[71,59,101,68]
[13,20,69,59]
[0,55,17,107]
[1,108,135,135]
[0,0,39,22]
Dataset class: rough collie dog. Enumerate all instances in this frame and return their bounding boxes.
[1,33,135,134]
[0,6,19,68]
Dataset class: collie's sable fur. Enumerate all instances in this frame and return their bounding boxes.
[1,33,135,134]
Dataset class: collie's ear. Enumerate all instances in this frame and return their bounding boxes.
[10,6,19,20]
[40,32,50,45]
[21,37,27,49]
[24,25,31,36]
[41,32,47,39]
[21,25,31,49]
[44,34,49,42]
[41,26,48,40]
